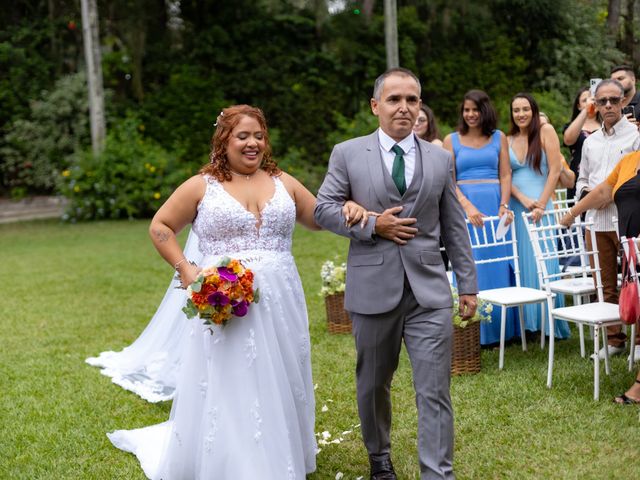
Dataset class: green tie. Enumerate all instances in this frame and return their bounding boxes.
[391,144,406,195]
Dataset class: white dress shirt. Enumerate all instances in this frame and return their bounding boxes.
[577,116,640,231]
[377,128,416,189]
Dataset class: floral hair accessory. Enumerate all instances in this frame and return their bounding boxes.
[213,111,224,127]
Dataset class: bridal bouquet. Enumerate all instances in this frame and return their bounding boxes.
[182,257,259,328]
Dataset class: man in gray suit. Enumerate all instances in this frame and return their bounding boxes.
[314,68,478,480]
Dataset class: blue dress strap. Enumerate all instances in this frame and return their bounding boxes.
[451,132,461,157]
[491,130,501,148]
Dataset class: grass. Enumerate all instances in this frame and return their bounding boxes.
[0,219,638,479]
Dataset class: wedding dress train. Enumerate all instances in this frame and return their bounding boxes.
[86,230,203,402]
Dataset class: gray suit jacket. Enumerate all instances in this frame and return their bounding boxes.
[314,130,478,315]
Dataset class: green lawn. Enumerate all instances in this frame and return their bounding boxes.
[0,219,638,479]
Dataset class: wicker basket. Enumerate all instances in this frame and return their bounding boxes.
[451,321,481,375]
[324,292,352,334]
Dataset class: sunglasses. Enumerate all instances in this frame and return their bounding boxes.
[594,96,623,106]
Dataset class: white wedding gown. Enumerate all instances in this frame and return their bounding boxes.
[85,230,203,403]
[108,175,317,479]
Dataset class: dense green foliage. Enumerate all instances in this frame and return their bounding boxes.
[1,220,639,478]
[0,73,90,199]
[0,0,628,209]
[58,115,186,221]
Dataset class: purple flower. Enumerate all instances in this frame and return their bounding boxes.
[218,267,238,282]
[232,300,248,317]
[208,291,230,306]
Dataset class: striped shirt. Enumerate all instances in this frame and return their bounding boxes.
[577,116,640,231]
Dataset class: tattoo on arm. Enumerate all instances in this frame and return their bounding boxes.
[152,229,171,243]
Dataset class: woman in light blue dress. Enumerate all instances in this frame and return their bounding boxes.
[508,93,570,338]
[443,90,516,345]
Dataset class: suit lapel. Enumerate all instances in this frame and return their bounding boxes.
[408,137,434,217]
[365,131,393,210]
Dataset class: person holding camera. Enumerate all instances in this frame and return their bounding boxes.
[611,65,640,125]
[577,79,640,359]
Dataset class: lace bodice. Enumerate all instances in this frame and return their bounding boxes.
[192,175,296,256]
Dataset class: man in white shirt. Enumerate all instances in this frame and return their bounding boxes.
[577,78,640,358]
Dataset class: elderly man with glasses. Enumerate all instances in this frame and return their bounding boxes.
[574,78,640,360]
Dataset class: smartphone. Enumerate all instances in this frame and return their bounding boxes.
[590,78,602,97]
[623,105,635,117]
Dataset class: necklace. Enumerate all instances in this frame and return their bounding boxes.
[229,168,258,180]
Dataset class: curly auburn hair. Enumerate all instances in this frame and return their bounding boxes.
[199,105,281,182]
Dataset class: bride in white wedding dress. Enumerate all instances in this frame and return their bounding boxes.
[106,105,365,479]
[85,230,201,403]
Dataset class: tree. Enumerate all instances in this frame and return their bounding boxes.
[384,0,399,68]
[80,0,106,154]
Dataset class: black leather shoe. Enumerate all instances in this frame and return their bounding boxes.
[369,453,397,480]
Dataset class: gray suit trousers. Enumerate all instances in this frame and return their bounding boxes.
[350,280,454,480]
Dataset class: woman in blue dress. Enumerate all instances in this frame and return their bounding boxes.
[443,90,515,345]
[508,92,570,339]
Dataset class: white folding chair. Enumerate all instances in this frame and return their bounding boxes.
[523,209,595,356]
[465,215,549,370]
[524,216,623,400]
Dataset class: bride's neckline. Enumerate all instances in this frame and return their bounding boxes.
[218,176,279,225]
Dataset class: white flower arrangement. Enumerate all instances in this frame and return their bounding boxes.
[320,259,347,297]
[451,286,493,329]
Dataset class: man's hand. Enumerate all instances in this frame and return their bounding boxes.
[374,206,418,245]
[625,112,639,129]
[458,294,478,320]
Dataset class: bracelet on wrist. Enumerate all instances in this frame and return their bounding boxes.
[501,203,509,209]
[174,258,190,270]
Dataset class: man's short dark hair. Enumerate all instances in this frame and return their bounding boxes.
[372,68,421,100]
[610,64,635,77]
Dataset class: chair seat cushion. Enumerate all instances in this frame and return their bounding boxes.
[548,277,595,295]
[478,287,548,306]
[551,302,620,324]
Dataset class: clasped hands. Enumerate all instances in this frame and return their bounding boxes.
[342,202,477,319]
[522,196,546,223]
[343,202,417,245]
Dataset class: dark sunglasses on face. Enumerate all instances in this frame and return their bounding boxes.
[594,96,622,106]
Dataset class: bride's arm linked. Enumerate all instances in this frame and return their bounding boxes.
[149,175,205,287]
[279,172,369,230]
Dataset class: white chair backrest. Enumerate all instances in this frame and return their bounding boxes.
[620,236,640,278]
[465,215,522,287]
[522,213,605,302]
[551,195,575,225]
[613,216,620,240]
